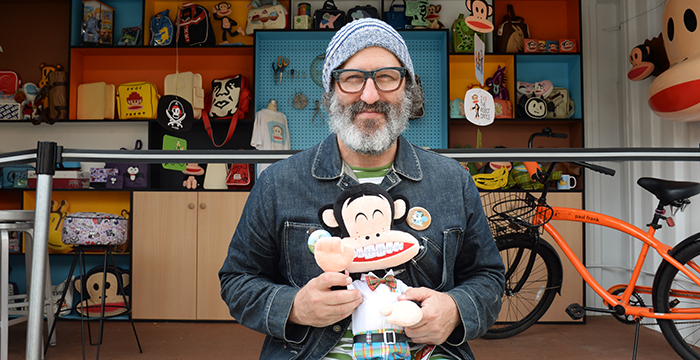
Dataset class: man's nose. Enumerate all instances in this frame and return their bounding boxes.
[360,78,381,104]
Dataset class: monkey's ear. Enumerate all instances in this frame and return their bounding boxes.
[392,195,410,224]
[318,204,339,230]
[465,0,472,11]
[487,3,493,16]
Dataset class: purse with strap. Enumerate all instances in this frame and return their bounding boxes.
[383,0,410,29]
[314,0,346,29]
[202,74,252,147]
[495,4,530,53]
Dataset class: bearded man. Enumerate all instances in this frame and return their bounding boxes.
[219,18,504,360]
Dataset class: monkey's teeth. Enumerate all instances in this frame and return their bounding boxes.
[376,243,387,257]
[354,242,405,260]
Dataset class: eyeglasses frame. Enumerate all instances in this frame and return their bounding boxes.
[331,67,408,94]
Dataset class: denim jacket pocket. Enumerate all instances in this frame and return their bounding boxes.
[283,221,325,288]
[409,228,463,291]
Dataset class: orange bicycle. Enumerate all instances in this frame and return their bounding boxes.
[481,128,700,360]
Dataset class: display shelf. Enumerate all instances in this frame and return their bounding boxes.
[449,54,515,118]
[68,46,255,120]
[22,191,131,218]
[516,54,582,119]
[70,0,145,47]
[493,0,581,51]
[448,119,583,149]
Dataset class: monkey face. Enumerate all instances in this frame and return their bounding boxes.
[464,0,494,32]
[338,194,419,273]
[648,0,700,121]
[315,184,420,274]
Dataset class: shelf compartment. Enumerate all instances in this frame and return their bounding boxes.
[493,0,581,48]
[68,46,254,120]
[145,0,279,47]
[22,191,131,216]
[71,0,145,47]
[515,54,582,119]
[449,54,515,106]
[448,119,583,149]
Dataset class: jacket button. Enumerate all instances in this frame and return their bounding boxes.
[332,325,343,333]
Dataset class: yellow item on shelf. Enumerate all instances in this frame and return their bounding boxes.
[473,167,509,190]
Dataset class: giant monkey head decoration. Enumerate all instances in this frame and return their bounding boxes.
[311,183,420,274]
[628,0,700,121]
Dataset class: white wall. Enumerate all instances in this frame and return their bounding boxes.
[583,0,700,311]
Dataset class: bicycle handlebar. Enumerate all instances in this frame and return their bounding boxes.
[524,128,616,183]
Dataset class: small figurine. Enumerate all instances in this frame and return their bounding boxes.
[425,4,444,29]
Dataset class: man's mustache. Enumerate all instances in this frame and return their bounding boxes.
[348,100,392,118]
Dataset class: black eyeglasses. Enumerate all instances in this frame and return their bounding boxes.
[331,67,407,94]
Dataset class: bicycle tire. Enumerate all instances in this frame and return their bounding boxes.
[483,233,562,339]
[653,240,700,360]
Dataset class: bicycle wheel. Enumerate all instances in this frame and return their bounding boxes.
[482,233,562,339]
[653,240,700,359]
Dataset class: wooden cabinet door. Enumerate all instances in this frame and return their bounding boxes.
[196,191,249,320]
[132,192,198,320]
[482,192,583,323]
[539,192,583,322]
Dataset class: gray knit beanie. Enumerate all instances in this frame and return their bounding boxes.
[322,18,415,92]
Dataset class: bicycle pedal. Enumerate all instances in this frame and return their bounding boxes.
[566,303,585,320]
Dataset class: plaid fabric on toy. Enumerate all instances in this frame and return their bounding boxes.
[352,329,411,360]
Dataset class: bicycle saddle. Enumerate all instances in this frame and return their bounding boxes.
[637,177,700,205]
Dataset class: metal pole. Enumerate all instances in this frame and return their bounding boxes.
[26,142,56,360]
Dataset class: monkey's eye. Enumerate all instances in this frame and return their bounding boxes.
[365,235,370,240]
[375,233,381,238]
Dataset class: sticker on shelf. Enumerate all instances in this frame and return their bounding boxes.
[464,88,494,126]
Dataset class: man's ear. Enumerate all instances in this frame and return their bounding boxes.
[318,204,339,230]
[409,74,425,120]
[392,195,409,224]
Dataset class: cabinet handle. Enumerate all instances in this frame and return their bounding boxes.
[188,203,195,209]
[199,203,206,210]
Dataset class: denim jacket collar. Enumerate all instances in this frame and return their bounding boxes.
[311,134,423,185]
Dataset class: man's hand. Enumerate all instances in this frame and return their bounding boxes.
[289,271,363,327]
[398,287,460,344]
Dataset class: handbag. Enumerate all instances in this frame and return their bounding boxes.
[150,9,175,46]
[116,81,159,119]
[313,0,346,30]
[544,87,575,119]
[245,0,289,35]
[77,82,115,120]
[202,74,252,147]
[494,99,513,119]
[226,163,253,188]
[383,0,410,29]
[176,2,216,46]
[348,4,380,21]
[451,14,484,53]
[105,140,148,188]
[164,72,204,119]
[495,4,530,53]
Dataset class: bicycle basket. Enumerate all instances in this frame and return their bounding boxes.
[480,192,553,238]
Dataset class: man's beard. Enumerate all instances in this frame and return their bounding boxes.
[326,91,412,156]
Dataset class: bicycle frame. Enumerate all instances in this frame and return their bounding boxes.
[537,205,700,320]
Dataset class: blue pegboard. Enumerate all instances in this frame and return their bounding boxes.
[254,30,448,150]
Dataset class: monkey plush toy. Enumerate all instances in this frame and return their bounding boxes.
[309,183,423,360]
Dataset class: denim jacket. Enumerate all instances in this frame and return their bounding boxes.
[219,134,505,360]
